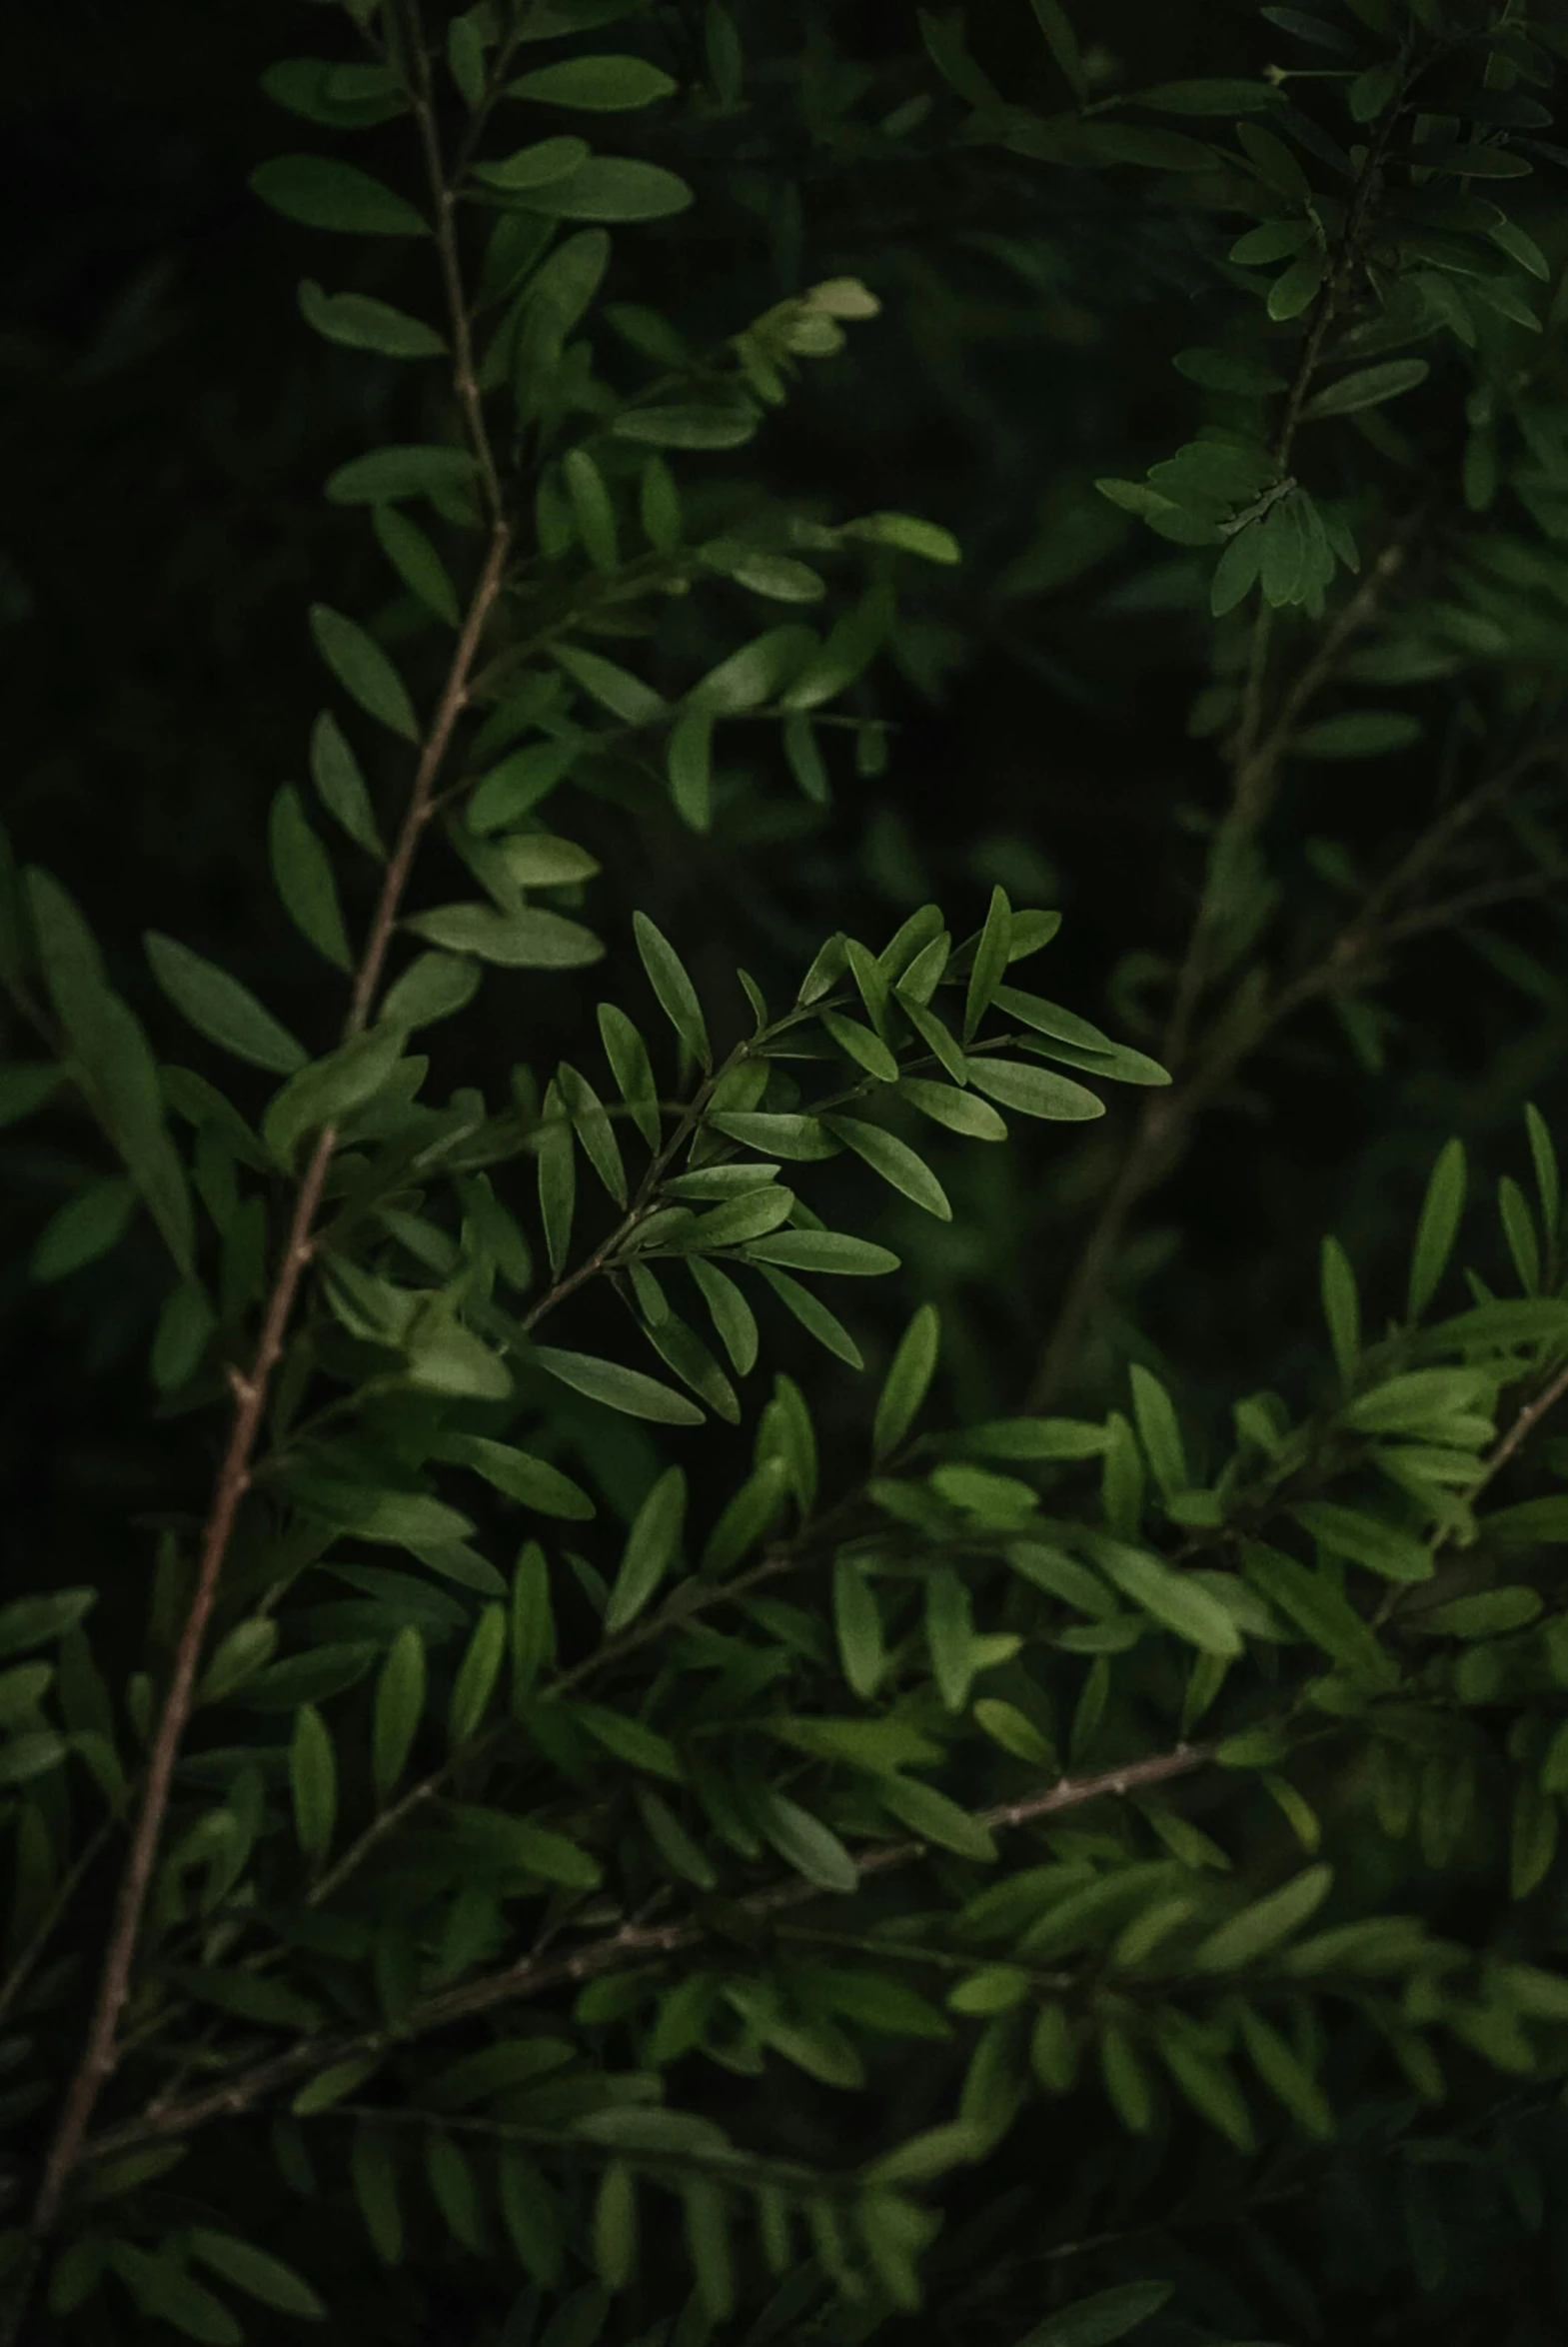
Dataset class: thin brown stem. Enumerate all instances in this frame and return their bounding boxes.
[19,51,513,2281]
[82,1740,1210,2164]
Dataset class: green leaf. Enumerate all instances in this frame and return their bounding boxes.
[744,1229,898,1276]
[700,1454,788,1575]
[327,443,479,508]
[351,2122,404,2264]
[31,1177,137,1281]
[822,1116,950,1220]
[1128,1364,1186,1497]
[0,1589,95,1660]
[381,951,480,1030]
[876,1771,996,1860]
[468,739,580,834]
[1236,2002,1334,2138]
[0,1064,61,1130]
[564,447,620,572]
[533,1344,705,1423]
[593,2160,638,2293]
[614,405,758,450]
[1267,249,1327,321]
[598,1003,661,1148]
[448,1801,603,1887]
[311,605,420,741]
[633,911,711,1071]
[269,787,352,971]
[820,1009,898,1083]
[756,1788,858,1892]
[1174,346,1286,394]
[262,58,410,131]
[926,1564,976,1710]
[30,871,195,1272]
[373,1625,426,1802]
[450,1604,507,1744]
[473,135,591,192]
[1192,1864,1332,1971]
[261,1026,405,1169]
[252,156,429,237]
[299,280,446,358]
[965,1059,1103,1120]
[874,1302,940,1460]
[145,934,307,1075]
[0,1730,68,1786]
[1288,711,1421,759]
[897,1078,1007,1141]
[502,830,600,887]
[187,2231,325,2321]
[292,2055,380,2117]
[1292,1501,1432,1582]
[374,502,461,624]
[1089,1538,1243,1655]
[311,711,386,859]
[1240,1542,1394,1682]
[554,642,668,728]
[1303,360,1430,419]
[754,1265,865,1365]
[1408,1138,1466,1319]
[962,886,1012,1043]
[290,1703,337,1865]
[105,2244,242,2345]
[1130,77,1278,114]
[683,2179,735,2323]
[634,1782,716,1888]
[689,1256,759,1375]
[434,1433,594,1518]
[537,1078,576,1276]
[667,708,714,832]
[1321,1235,1360,1384]
[606,1466,687,1631]
[832,1553,884,1697]
[1025,0,1088,105]
[710,1111,839,1161]
[405,903,603,967]
[509,56,677,109]
[510,157,694,222]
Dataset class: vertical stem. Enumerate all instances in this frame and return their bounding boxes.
[17,13,514,2289]
[1028,62,1417,1407]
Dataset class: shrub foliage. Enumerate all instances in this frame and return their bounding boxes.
[8,3,1568,2344]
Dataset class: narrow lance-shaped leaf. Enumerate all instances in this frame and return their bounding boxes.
[633,911,712,1072]
[1408,1139,1466,1320]
[449,1605,507,1746]
[963,886,1012,1042]
[252,155,429,237]
[311,604,421,742]
[605,1466,687,1632]
[822,1116,951,1220]
[1321,1234,1359,1386]
[537,1080,577,1276]
[532,1344,706,1424]
[145,935,308,1075]
[874,1302,940,1460]
[186,2231,326,2322]
[269,787,353,971]
[598,1003,662,1149]
[311,711,386,859]
[291,1703,337,1866]
[373,1625,426,1802]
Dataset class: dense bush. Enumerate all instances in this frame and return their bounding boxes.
[8,2,1568,2342]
